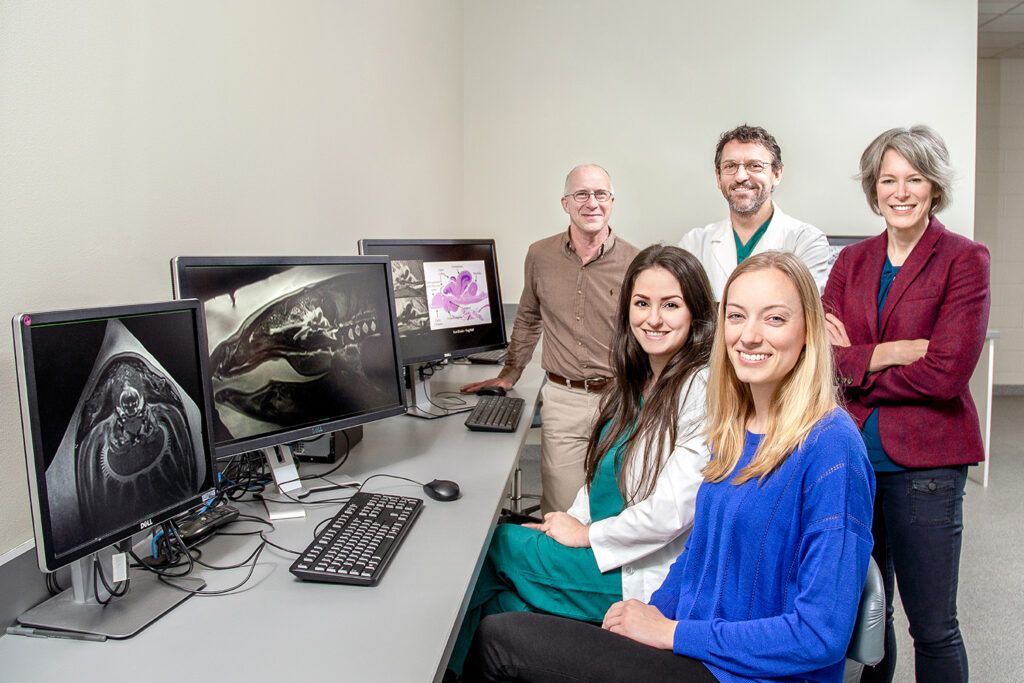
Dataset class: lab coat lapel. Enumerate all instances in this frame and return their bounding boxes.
[752,202,785,254]
[710,221,737,281]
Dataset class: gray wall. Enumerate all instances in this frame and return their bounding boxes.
[464,0,978,299]
[976,58,1024,386]
[0,1,980,557]
[0,1,465,556]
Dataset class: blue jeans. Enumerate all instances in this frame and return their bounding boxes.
[862,466,969,683]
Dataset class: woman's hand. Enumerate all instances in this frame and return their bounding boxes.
[602,599,677,650]
[825,313,851,347]
[869,339,929,371]
[522,512,591,547]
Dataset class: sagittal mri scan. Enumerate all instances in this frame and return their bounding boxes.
[200,266,398,441]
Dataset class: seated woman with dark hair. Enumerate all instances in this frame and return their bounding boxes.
[464,252,875,683]
[448,245,717,674]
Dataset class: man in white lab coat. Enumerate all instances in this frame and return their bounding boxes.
[679,124,830,300]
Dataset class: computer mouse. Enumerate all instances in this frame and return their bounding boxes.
[423,479,461,502]
[476,387,507,397]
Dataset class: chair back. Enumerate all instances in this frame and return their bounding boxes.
[842,555,885,681]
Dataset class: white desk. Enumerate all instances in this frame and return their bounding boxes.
[0,361,544,682]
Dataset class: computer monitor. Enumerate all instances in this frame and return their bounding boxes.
[171,256,407,499]
[12,299,218,637]
[826,235,866,267]
[357,239,507,418]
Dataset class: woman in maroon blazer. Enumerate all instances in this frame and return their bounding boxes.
[823,126,989,683]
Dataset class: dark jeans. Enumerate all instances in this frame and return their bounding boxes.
[862,466,969,683]
[463,612,716,683]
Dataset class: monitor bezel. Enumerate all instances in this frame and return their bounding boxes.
[12,299,220,573]
[171,255,408,458]
[357,238,508,365]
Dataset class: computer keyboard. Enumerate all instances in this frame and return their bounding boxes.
[467,348,508,364]
[465,395,525,433]
[289,492,423,586]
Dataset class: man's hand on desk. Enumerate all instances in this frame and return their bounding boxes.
[460,377,514,394]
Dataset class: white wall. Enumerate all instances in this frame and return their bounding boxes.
[464,0,979,299]
[0,1,465,557]
[0,1,982,558]
[976,58,1024,386]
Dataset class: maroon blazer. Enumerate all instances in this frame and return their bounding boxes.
[822,216,990,468]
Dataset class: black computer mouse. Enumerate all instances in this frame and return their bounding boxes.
[423,479,461,502]
[476,387,507,397]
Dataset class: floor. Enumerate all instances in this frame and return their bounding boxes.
[516,396,1024,681]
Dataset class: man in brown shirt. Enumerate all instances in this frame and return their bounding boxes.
[463,164,639,513]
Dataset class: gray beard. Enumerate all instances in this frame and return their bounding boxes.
[727,189,770,216]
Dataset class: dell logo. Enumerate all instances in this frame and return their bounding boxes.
[140,519,153,530]
[311,426,324,434]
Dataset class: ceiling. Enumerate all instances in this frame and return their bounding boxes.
[979,0,1024,57]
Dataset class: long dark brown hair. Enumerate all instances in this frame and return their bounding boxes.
[583,245,716,503]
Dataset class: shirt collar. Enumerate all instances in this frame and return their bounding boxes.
[564,227,615,261]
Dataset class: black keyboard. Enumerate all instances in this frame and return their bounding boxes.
[465,395,525,432]
[289,492,422,586]
[467,348,508,364]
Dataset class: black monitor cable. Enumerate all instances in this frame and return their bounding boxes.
[45,571,63,596]
[129,525,267,597]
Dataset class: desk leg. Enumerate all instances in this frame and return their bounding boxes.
[968,338,995,488]
[509,467,524,514]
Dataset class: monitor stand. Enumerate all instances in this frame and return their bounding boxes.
[18,547,204,640]
[260,445,308,520]
[405,363,474,419]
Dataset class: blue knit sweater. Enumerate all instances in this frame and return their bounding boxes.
[649,409,875,682]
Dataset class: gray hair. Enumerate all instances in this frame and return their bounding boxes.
[858,125,954,215]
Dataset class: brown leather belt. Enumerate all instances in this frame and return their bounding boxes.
[546,372,610,392]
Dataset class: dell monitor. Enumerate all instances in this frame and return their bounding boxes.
[171,256,407,505]
[13,300,218,638]
[357,239,507,418]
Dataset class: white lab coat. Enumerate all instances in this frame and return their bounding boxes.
[678,202,831,300]
[566,369,709,602]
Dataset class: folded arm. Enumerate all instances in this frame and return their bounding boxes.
[860,245,990,403]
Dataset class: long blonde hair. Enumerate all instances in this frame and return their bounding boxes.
[703,251,837,484]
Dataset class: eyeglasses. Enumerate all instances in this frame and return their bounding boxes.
[718,160,774,175]
[565,189,614,203]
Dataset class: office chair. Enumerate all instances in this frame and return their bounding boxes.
[843,555,886,682]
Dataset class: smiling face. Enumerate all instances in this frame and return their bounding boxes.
[562,165,614,238]
[715,141,783,216]
[876,148,936,236]
[724,267,805,401]
[629,266,693,378]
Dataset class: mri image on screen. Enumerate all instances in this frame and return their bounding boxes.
[359,240,507,364]
[424,260,492,330]
[43,319,207,557]
[392,259,430,335]
[199,265,398,441]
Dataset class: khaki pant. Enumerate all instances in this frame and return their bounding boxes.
[538,381,603,514]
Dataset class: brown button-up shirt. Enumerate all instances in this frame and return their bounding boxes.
[498,229,639,385]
